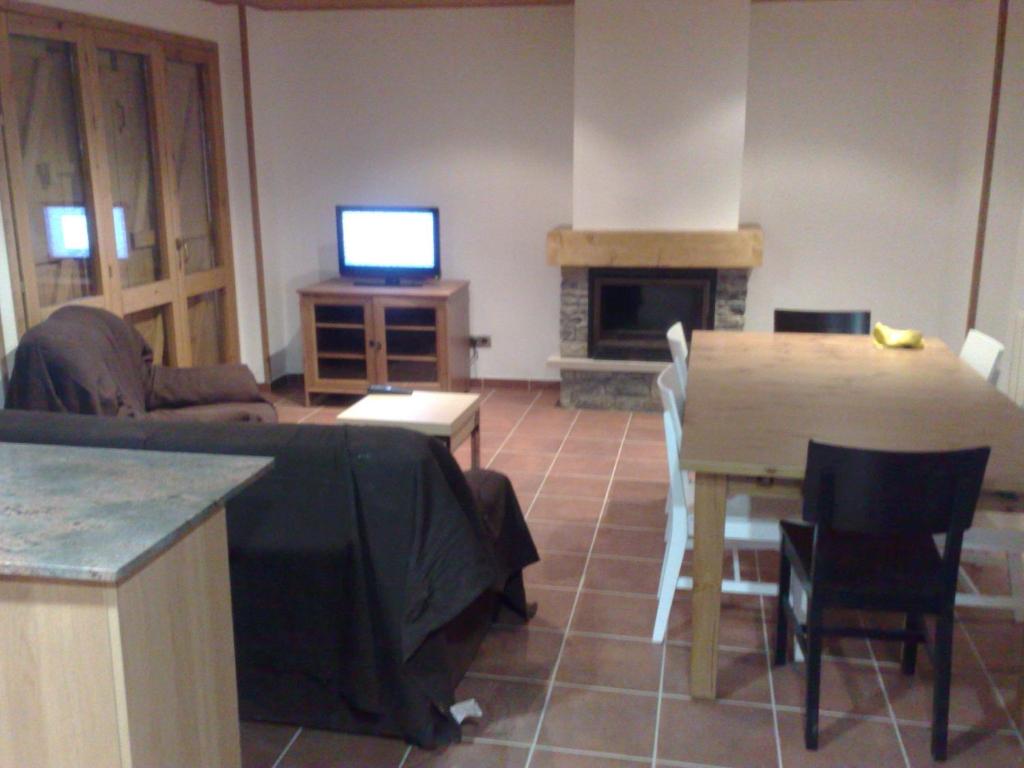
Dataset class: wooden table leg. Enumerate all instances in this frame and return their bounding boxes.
[689,472,728,699]
[471,418,481,470]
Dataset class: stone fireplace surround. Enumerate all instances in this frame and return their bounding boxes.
[558,267,750,410]
[547,227,762,411]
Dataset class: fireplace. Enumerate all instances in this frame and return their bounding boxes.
[588,268,717,361]
[548,227,760,410]
[555,265,751,410]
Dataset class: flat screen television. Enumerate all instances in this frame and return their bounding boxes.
[336,205,440,284]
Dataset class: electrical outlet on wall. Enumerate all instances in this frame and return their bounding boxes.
[469,335,492,349]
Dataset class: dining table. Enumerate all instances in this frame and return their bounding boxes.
[679,330,1024,710]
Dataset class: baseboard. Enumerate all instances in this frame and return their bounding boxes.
[267,373,303,392]
[269,373,559,393]
[470,377,560,391]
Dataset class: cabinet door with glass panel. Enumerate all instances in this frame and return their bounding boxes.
[0,10,239,368]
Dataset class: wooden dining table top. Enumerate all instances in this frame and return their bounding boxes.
[680,331,1024,497]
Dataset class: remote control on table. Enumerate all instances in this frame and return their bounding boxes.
[367,384,414,395]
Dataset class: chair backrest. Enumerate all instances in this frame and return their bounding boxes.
[656,364,683,454]
[802,441,989,536]
[656,364,693,508]
[665,322,688,393]
[802,441,989,594]
[960,329,1004,384]
[774,309,872,335]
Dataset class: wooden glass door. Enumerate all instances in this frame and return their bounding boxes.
[0,14,113,326]
[0,7,240,368]
[165,48,238,366]
[94,31,181,364]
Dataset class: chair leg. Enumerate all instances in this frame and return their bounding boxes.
[931,611,955,761]
[774,544,791,667]
[652,505,686,643]
[793,582,807,663]
[1008,553,1024,624]
[804,605,824,750]
[663,494,671,542]
[902,613,920,676]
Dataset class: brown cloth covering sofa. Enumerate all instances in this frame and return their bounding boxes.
[5,305,276,423]
[0,410,538,748]
[1,310,539,747]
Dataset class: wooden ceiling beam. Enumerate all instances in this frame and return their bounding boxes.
[200,0,857,8]
[204,0,569,10]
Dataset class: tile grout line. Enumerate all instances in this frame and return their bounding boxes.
[955,618,1024,750]
[297,406,323,424]
[534,743,662,764]
[539,549,663,563]
[523,412,633,768]
[859,614,911,768]
[530,522,666,534]
[269,726,302,768]
[484,391,545,471]
[753,550,785,768]
[523,409,584,518]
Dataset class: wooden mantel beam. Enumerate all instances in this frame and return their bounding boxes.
[547,226,764,270]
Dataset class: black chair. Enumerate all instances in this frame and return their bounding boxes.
[774,441,990,761]
[774,309,872,334]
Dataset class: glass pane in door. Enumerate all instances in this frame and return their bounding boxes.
[187,289,226,366]
[166,59,217,275]
[98,49,163,289]
[10,36,99,306]
[126,304,170,365]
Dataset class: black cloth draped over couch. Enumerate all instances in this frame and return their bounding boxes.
[0,410,539,747]
[5,305,277,422]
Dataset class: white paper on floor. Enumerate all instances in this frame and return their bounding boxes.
[450,698,482,724]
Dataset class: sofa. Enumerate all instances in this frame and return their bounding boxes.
[5,305,276,423]
[0,409,538,747]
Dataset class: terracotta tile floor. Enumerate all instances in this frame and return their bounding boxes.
[244,384,1024,767]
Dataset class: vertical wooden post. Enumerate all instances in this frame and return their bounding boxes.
[238,5,272,385]
[966,0,1009,333]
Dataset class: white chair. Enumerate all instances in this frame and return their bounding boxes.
[960,329,1004,384]
[666,322,688,394]
[652,365,796,643]
[955,330,1022,620]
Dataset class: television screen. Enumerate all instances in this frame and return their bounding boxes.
[44,205,130,261]
[337,206,439,282]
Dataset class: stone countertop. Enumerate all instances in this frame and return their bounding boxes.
[0,442,273,584]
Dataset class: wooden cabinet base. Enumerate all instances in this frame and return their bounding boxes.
[0,508,241,768]
[299,279,470,402]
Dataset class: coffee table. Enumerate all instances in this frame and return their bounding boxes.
[337,391,482,468]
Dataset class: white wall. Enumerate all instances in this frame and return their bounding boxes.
[0,0,265,379]
[572,0,749,230]
[741,0,995,349]
[0,1,1010,387]
[249,6,573,380]
[0,207,17,405]
[977,0,1024,389]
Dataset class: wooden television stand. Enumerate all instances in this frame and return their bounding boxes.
[299,278,470,404]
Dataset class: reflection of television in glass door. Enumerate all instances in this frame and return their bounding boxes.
[44,205,130,260]
[336,205,440,285]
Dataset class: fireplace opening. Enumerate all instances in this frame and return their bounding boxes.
[588,268,717,361]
